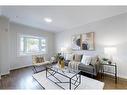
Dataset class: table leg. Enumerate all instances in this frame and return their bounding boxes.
[69,78,71,90]
[115,65,117,84]
[79,74,81,84]
[101,65,103,78]
[46,67,47,78]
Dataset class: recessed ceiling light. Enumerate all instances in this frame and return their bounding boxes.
[44,18,52,23]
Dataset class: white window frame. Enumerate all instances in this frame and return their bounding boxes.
[17,34,47,56]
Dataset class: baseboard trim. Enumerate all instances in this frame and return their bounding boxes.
[102,73,127,82]
[1,66,32,77]
[1,71,10,76]
[10,65,32,71]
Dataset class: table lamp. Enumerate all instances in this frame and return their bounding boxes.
[60,47,67,57]
[104,47,117,62]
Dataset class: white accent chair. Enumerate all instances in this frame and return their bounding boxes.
[32,55,50,73]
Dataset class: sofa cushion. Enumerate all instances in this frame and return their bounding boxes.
[78,63,94,72]
[81,55,91,65]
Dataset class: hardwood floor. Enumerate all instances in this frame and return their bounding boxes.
[0,67,42,89]
[97,75,127,89]
[0,66,127,89]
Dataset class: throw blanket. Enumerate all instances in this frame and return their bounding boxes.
[68,61,80,71]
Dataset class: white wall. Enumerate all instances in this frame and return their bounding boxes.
[0,7,2,15]
[55,13,127,79]
[0,16,55,75]
[0,16,10,75]
[9,22,55,70]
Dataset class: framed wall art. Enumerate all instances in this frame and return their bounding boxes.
[71,34,81,50]
[81,32,95,50]
[71,32,95,51]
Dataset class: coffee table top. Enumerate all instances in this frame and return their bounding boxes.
[46,64,81,78]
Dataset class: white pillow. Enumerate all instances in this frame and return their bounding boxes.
[81,55,91,65]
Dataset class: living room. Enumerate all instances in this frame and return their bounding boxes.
[0,5,127,92]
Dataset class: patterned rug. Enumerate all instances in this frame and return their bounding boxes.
[33,71,104,90]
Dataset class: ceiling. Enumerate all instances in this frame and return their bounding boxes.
[1,6,127,32]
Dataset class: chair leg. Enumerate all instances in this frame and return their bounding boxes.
[32,66,37,73]
[32,65,47,73]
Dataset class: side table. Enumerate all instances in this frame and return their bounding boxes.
[101,61,117,84]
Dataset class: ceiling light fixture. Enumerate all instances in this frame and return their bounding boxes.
[44,18,52,23]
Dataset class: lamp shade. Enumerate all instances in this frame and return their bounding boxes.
[60,47,67,52]
[104,47,117,60]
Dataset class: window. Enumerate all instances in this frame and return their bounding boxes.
[18,35,46,56]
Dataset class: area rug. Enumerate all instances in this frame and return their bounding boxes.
[33,71,104,90]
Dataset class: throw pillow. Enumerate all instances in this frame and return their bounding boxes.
[39,57,44,63]
[36,57,39,63]
[36,57,44,63]
[68,61,80,71]
[81,55,91,65]
[74,54,82,62]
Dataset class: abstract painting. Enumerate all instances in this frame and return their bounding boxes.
[71,34,81,50]
[81,32,94,50]
[71,32,95,51]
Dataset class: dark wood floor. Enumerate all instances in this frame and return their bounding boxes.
[0,66,127,89]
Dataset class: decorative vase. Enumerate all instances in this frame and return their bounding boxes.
[58,60,61,68]
[60,60,65,69]
[58,59,64,69]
